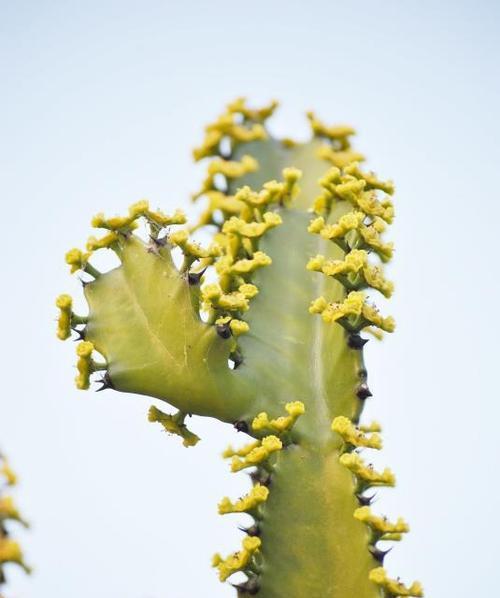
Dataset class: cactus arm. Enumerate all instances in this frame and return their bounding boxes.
[83,235,252,421]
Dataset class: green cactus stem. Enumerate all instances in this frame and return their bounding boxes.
[0,453,31,591]
[56,98,423,597]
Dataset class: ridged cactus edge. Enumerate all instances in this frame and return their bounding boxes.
[56,98,423,598]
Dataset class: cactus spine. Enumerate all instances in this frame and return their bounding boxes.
[56,98,423,597]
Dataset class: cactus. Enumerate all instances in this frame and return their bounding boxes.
[0,453,30,593]
[56,98,423,597]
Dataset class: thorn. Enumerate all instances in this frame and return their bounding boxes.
[72,327,86,341]
[232,578,260,595]
[369,545,392,564]
[188,267,207,286]
[147,244,160,256]
[230,350,243,369]
[357,492,376,506]
[238,524,260,537]
[95,372,114,392]
[234,420,249,433]
[147,235,168,255]
[249,470,272,487]
[358,368,368,380]
[357,383,372,400]
[216,322,232,339]
[348,333,369,349]
[78,277,89,288]
[151,234,167,247]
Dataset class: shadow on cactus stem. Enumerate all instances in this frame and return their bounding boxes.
[56,97,423,598]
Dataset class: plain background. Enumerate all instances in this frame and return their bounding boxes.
[1,1,499,596]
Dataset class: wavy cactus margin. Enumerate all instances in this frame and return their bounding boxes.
[56,98,423,598]
[0,453,30,592]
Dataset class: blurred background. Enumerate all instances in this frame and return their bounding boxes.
[1,1,498,596]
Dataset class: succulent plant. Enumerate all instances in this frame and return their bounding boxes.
[56,98,423,597]
[0,453,30,592]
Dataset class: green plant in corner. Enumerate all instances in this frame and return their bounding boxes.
[0,453,30,594]
[56,98,423,597]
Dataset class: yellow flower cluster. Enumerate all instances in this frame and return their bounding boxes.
[148,405,200,448]
[193,117,266,162]
[214,316,249,337]
[217,251,272,278]
[86,231,119,251]
[192,108,300,338]
[307,157,395,343]
[0,458,17,487]
[235,167,301,210]
[369,567,424,597]
[64,200,188,279]
[65,248,90,274]
[344,162,395,195]
[218,483,269,515]
[208,169,301,337]
[195,167,300,233]
[226,97,279,122]
[192,190,246,230]
[169,229,221,262]
[354,506,408,540]
[308,213,394,263]
[0,456,31,577]
[75,341,95,390]
[307,251,394,298]
[307,111,355,147]
[193,97,278,162]
[331,416,382,450]
[0,538,30,573]
[309,292,395,333]
[229,436,283,472]
[312,165,394,220]
[92,200,186,232]
[340,454,395,489]
[222,212,282,239]
[316,143,365,169]
[212,536,261,582]
[0,496,28,527]
[222,440,261,459]
[202,283,258,313]
[55,294,73,340]
[252,401,305,434]
[359,421,382,433]
[193,155,259,200]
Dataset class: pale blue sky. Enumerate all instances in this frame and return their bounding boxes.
[1,1,499,596]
